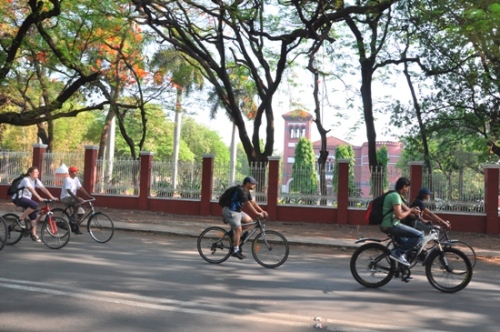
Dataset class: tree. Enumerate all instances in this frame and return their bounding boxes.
[0,0,103,134]
[290,137,318,199]
[333,145,355,195]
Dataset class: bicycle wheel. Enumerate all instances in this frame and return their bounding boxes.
[252,230,289,268]
[0,217,7,251]
[88,212,114,243]
[425,247,473,293]
[3,213,23,245]
[445,240,476,269]
[197,226,232,264]
[40,216,71,249]
[350,243,395,288]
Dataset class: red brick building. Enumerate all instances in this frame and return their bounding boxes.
[282,110,403,197]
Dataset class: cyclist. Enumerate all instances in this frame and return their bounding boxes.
[12,166,58,243]
[380,177,423,266]
[60,166,93,235]
[404,187,451,233]
[222,176,268,260]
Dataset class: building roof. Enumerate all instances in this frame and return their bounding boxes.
[282,109,313,121]
[312,136,351,147]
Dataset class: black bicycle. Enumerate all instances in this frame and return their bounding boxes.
[3,199,71,249]
[197,218,289,268]
[350,225,473,293]
[51,198,114,243]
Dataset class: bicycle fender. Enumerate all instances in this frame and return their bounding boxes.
[354,237,388,244]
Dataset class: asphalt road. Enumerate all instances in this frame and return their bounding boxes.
[0,230,499,332]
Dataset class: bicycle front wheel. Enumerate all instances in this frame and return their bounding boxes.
[197,226,232,264]
[51,207,71,221]
[40,216,71,249]
[88,212,114,243]
[426,247,473,293]
[445,240,476,269]
[350,243,395,288]
[252,230,289,268]
[0,217,7,251]
[3,213,23,245]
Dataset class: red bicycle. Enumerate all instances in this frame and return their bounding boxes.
[3,199,71,249]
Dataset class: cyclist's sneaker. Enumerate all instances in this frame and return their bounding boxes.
[389,250,410,266]
[31,235,42,243]
[231,250,245,260]
[19,219,26,228]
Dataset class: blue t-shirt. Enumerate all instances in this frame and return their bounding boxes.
[228,185,252,212]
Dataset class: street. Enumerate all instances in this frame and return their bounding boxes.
[1,230,499,332]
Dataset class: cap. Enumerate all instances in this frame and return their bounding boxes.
[418,187,433,196]
[68,166,79,173]
[243,176,257,185]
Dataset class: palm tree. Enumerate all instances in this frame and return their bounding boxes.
[150,47,204,191]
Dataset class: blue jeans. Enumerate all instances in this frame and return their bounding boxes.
[383,223,423,255]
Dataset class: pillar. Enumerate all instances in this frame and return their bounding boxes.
[409,161,424,202]
[201,154,215,216]
[84,146,99,194]
[337,159,350,224]
[266,156,280,220]
[139,151,154,210]
[32,144,47,180]
[483,164,499,235]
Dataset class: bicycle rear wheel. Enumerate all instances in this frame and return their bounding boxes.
[40,216,71,249]
[0,217,7,251]
[426,247,472,293]
[3,213,23,245]
[197,226,232,264]
[252,230,289,268]
[445,240,476,269]
[350,243,395,288]
[88,212,114,243]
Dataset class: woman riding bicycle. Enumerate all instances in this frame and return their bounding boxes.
[12,166,58,243]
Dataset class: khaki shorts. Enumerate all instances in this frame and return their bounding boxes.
[61,197,85,214]
[222,207,249,229]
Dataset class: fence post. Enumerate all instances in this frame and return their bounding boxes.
[337,159,350,224]
[201,154,215,216]
[32,144,47,180]
[266,156,280,220]
[84,146,98,194]
[482,164,500,235]
[139,151,154,210]
[408,161,424,202]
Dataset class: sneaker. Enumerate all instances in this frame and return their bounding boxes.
[31,235,42,243]
[231,250,245,260]
[389,251,410,266]
[19,219,26,228]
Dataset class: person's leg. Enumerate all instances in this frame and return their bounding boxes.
[388,223,423,254]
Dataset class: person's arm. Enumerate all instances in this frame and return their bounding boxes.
[393,203,420,220]
[422,208,451,230]
[249,200,268,218]
[39,185,57,201]
[78,186,93,199]
[27,186,44,201]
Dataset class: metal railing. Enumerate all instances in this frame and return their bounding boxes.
[151,160,202,199]
[0,151,31,184]
[42,152,84,187]
[94,158,140,196]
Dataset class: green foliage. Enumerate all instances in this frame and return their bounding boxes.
[290,137,318,195]
[376,146,389,191]
[333,145,356,194]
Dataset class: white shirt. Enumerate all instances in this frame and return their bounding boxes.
[60,176,82,200]
[14,177,44,200]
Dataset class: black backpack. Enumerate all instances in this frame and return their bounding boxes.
[7,174,25,197]
[365,190,395,225]
[218,186,238,207]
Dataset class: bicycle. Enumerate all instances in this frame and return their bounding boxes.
[0,216,7,251]
[350,225,473,293]
[197,218,289,268]
[439,229,476,269]
[3,199,71,249]
[51,198,114,243]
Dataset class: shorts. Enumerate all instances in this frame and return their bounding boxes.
[61,197,85,214]
[222,207,249,229]
[14,197,39,220]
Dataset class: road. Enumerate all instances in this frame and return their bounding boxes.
[0,230,499,332]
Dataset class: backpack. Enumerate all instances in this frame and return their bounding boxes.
[218,186,238,207]
[365,190,395,225]
[7,174,25,197]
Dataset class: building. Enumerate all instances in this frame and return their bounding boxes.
[282,111,403,197]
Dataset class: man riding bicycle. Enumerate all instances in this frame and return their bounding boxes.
[60,166,93,235]
[221,176,268,260]
[380,177,423,266]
